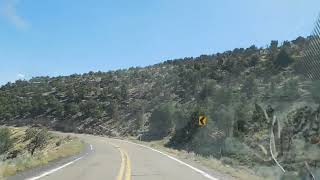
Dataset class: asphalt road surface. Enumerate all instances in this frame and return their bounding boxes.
[10,133,227,180]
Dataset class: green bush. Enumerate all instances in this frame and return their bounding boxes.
[0,127,13,154]
[24,128,38,141]
[224,137,251,155]
[65,103,80,116]
[273,49,294,68]
[281,78,300,100]
[167,109,201,149]
[79,100,102,118]
[148,103,174,140]
[26,128,50,155]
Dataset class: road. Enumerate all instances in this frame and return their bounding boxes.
[10,134,226,180]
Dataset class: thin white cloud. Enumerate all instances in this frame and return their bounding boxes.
[17,73,25,79]
[1,0,29,29]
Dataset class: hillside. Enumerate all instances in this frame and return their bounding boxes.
[1,36,320,179]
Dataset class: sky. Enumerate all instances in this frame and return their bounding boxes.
[0,0,320,85]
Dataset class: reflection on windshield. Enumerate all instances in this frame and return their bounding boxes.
[1,4,320,180]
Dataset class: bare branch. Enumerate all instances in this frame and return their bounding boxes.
[277,117,281,139]
[305,161,315,180]
[270,115,286,173]
[258,144,268,155]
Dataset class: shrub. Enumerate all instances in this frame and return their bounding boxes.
[0,127,13,154]
[55,140,62,146]
[24,128,38,141]
[148,103,174,140]
[281,78,300,100]
[27,128,50,155]
[273,49,294,68]
[80,100,102,118]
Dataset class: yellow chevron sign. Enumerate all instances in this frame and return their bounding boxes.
[198,115,207,127]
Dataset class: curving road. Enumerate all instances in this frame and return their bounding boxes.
[9,134,229,180]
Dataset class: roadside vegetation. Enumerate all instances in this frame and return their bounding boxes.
[0,127,84,178]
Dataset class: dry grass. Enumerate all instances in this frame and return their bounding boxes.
[0,127,84,179]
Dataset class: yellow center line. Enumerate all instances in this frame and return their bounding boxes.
[117,148,125,180]
[124,151,131,180]
[109,142,131,180]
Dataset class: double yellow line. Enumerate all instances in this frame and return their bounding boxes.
[109,143,131,180]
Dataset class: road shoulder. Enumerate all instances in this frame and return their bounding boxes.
[7,143,91,180]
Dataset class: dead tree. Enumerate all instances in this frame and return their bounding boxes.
[252,105,285,172]
[260,107,285,172]
[305,161,316,180]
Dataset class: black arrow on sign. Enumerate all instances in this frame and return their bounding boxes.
[199,116,206,125]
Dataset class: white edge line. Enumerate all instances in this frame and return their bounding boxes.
[113,139,218,180]
[26,144,93,180]
[26,156,84,180]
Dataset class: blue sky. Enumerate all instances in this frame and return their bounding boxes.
[0,0,319,85]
